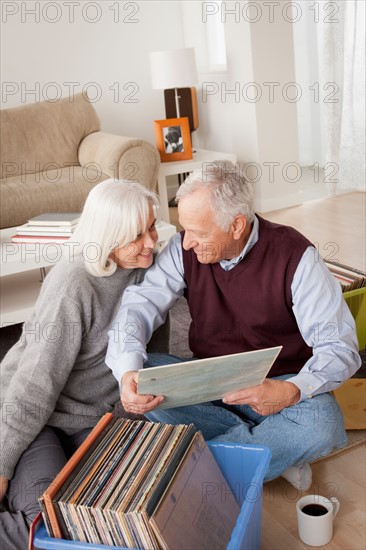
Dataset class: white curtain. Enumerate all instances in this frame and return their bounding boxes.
[319,0,365,193]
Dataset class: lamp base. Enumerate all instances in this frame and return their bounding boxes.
[164,87,199,132]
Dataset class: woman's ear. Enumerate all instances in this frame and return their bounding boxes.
[231,215,247,240]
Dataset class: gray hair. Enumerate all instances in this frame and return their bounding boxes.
[66,179,159,277]
[176,160,254,230]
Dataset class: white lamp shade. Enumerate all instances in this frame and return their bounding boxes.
[149,48,198,90]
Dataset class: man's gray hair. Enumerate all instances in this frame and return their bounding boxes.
[176,160,255,230]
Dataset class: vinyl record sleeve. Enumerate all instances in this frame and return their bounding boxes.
[138,346,282,409]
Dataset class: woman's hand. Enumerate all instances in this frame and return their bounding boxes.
[0,476,9,502]
[121,371,164,415]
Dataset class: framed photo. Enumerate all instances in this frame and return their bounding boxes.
[154,117,192,162]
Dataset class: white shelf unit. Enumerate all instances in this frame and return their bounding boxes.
[0,222,176,326]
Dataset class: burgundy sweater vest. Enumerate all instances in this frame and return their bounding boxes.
[182,215,313,377]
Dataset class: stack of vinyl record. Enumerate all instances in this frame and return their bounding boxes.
[325,260,366,292]
[39,414,239,550]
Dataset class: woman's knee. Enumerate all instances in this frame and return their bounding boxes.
[8,427,67,517]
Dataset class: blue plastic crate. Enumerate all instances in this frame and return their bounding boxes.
[32,442,271,550]
[209,442,271,550]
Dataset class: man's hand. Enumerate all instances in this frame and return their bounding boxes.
[0,476,9,502]
[222,379,301,416]
[121,371,164,415]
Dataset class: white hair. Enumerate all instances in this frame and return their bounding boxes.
[66,179,159,277]
[176,160,254,230]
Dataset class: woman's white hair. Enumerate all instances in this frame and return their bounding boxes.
[66,179,159,277]
[176,160,254,230]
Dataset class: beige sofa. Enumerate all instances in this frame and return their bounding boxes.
[0,93,160,229]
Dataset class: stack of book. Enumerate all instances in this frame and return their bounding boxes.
[11,212,80,244]
[325,260,366,293]
[39,414,239,549]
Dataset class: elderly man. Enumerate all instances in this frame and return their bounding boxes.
[106,161,360,490]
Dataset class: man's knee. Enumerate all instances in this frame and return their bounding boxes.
[145,353,184,368]
[281,392,343,426]
[280,392,346,455]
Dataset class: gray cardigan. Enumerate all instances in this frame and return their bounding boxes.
[0,255,168,479]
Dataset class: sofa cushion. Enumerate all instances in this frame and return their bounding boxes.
[1,167,108,229]
[0,93,100,179]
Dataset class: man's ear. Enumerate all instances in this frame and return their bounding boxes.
[231,215,247,240]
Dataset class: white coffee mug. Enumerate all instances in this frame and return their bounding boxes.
[296,494,340,546]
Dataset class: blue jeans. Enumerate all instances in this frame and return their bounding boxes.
[144,353,347,482]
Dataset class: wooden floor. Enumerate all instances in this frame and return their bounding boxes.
[260,192,366,273]
[169,192,366,549]
[262,445,366,549]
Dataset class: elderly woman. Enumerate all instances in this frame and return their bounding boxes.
[0,179,165,549]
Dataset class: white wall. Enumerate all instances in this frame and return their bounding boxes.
[181,1,303,211]
[249,5,303,211]
[1,1,184,144]
[1,0,317,210]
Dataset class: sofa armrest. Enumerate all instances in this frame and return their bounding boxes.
[78,131,160,191]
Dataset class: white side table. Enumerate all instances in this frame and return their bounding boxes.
[0,222,176,326]
[157,148,237,222]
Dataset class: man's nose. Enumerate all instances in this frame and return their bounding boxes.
[182,232,197,250]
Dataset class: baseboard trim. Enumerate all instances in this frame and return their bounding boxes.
[254,191,303,213]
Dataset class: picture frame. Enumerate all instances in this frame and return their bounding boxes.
[154,117,193,162]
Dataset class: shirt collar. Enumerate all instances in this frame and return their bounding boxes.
[220,215,259,271]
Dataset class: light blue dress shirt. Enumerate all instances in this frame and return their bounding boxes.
[106,216,361,401]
